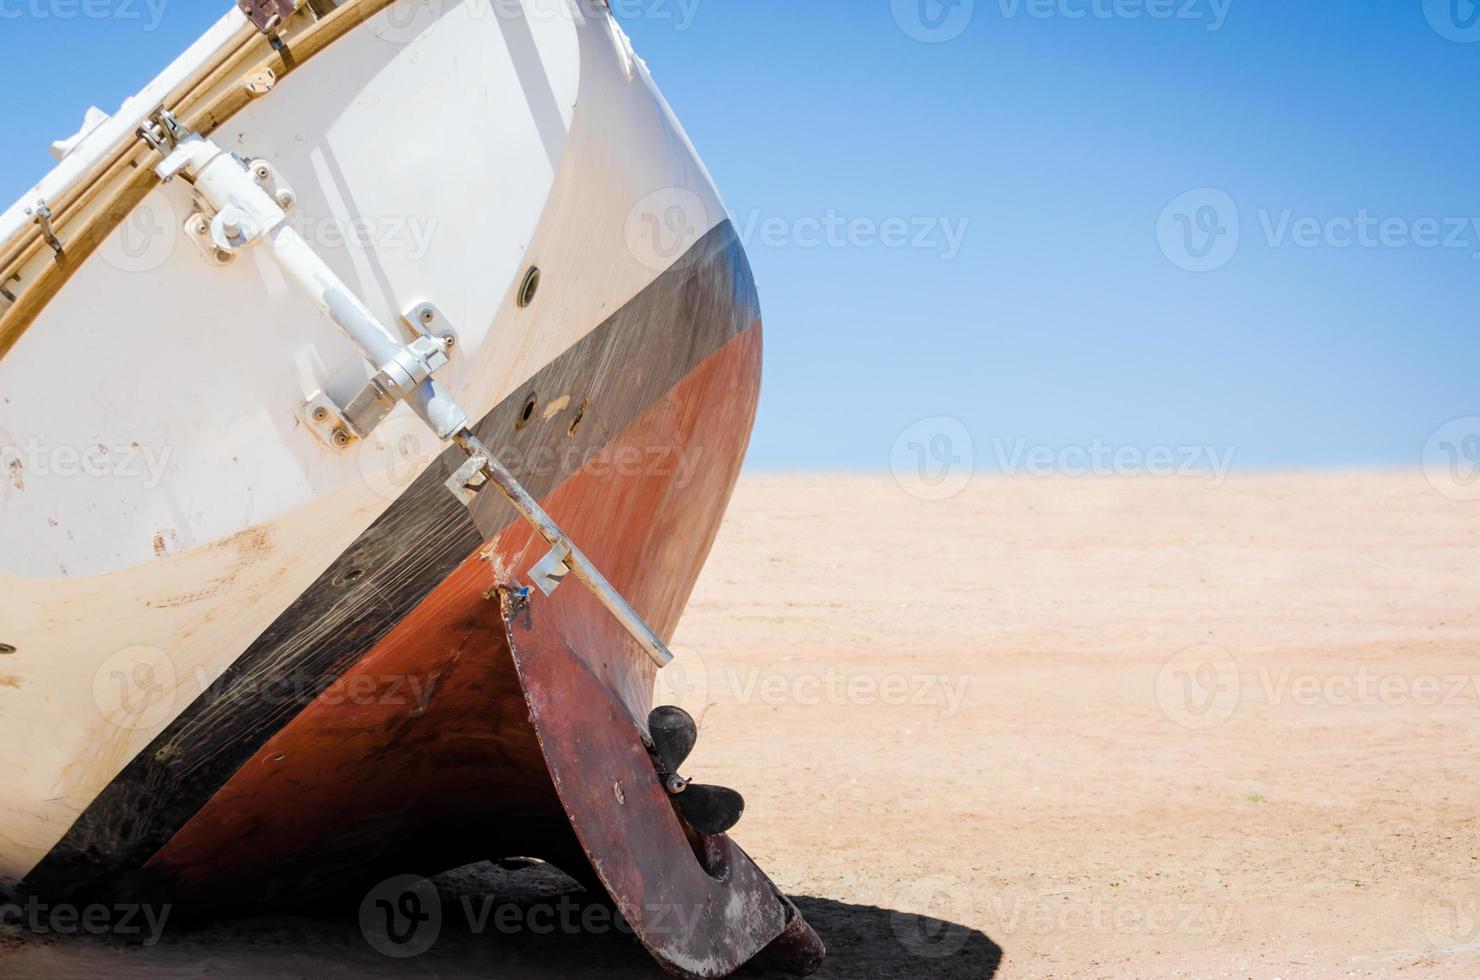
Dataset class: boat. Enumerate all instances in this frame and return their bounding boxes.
[0,2,824,975]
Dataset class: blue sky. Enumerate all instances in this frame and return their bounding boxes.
[4,2,1477,476]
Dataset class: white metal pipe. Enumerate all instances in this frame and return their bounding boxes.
[168,131,676,668]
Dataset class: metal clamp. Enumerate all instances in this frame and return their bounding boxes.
[302,304,458,450]
[238,0,299,34]
[25,201,63,257]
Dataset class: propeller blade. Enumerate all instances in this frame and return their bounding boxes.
[648,705,698,773]
[673,783,746,836]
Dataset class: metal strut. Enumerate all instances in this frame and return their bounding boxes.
[144,111,676,669]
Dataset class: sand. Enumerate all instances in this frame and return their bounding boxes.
[4,473,1479,979]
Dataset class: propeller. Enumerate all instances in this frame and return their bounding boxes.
[647,705,746,836]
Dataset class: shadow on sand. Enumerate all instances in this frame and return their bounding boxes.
[0,864,1001,980]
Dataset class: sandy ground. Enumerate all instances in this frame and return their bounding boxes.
[5,473,1480,979]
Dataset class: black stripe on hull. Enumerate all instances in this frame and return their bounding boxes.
[24,222,758,901]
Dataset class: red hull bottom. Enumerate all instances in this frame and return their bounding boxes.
[139,323,822,976]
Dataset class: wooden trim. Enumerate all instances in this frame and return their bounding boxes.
[0,0,404,362]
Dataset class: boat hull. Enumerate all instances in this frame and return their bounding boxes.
[1,3,822,975]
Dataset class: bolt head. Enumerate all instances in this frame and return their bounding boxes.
[331,428,352,448]
[311,406,330,423]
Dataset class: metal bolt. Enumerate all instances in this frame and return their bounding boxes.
[213,249,234,265]
[275,190,295,209]
[191,217,209,237]
[441,333,457,350]
[331,428,352,448]
[420,308,435,325]
[311,406,330,423]
[253,163,271,181]
[222,219,243,240]
[664,774,688,796]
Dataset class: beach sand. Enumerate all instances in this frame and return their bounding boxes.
[4,473,1479,978]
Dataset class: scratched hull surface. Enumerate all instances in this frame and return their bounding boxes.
[0,3,821,976]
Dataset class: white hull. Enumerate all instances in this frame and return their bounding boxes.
[0,0,729,888]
